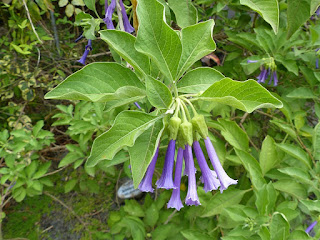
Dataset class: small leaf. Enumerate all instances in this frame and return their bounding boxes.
[135,0,182,82]
[199,78,283,113]
[270,213,290,240]
[313,123,320,160]
[255,183,277,215]
[286,87,317,99]
[87,111,162,167]
[240,0,279,34]
[177,20,216,78]
[58,0,68,7]
[276,143,311,169]
[167,0,197,28]
[300,199,320,213]
[287,0,311,39]
[144,203,159,228]
[273,180,307,199]
[177,67,224,94]
[65,179,78,193]
[146,76,173,109]
[83,0,98,16]
[123,200,145,217]
[65,4,75,18]
[181,229,212,240]
[259,135,280,175]
[44,63,144,102]
[201,188,249,217]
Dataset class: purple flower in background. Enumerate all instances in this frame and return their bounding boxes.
[134,102,141,109]
[74,33,84,43]
[306,221,317,234]
[156,139,176,189]
[167,148,184,211]
[257,67,268,83]
[78,39,92,65]
[193,141,220,192]
[247,60,278,86]
[184,144,200,206]
[138,146,159,193]
[204,137,237,193]
[269,71,278,86]
[119,0,134,33]
[247,60,258,63]
[104,0,134,33]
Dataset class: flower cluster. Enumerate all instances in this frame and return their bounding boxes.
[138,98,237,210]
[247,58,278,86]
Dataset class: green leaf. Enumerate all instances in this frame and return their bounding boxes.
[135,0,182,82]
[314,123,320,160]
[273,180,307,199]
[259,135,280,175]
[287,0,311,39]
[286,87,318,99]
[275,55,298,75]
[199,78,283,113]
[83,0,98,16]
[33,162,51,179]
[181,230,212,240]
[270,213,290,240]
[236,149,266,190]
[275,143,311,169]
[146,76,173,109]
[177,20,216,78]
[300,199,320,213]
[217,119,249,151]
[129,120,164,188]
[32,120,44,137]
[65,179,77,193]
[270,119,297,140]
[123,200,145,217]
[87,111,162,167]
[288,230,311,240]
[177,67,224,94]
[311,0,320,14]
[99,30,150,75]
[240,0,279,34]
[167,0,197,28]
[255,182,277,215]
[278,167,312,185]
[58,0,68,7]
[144,203,159,228]
[44,63,145,102]
[65,4,75,17]
[201,188,249,217]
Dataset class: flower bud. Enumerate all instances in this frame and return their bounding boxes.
[168,116,181,140]
[191,114,208,139]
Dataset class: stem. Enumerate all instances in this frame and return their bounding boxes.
[172,81,179,98]
[180,96,198,116]
[22,0,43,44]
[180,100,191,121]
[173,99,180,117]
[177,98,187,122]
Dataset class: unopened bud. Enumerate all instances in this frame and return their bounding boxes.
[168,116,181,140]
[191,114,208,139]
[179,121,193,146]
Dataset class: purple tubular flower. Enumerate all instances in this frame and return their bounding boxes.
[247,60,258,63]
[204,137,237,193]
[75,33,84,43]
[272,71,278,86]
[306,221,317,234]
[78,40,92,65]
[268,71,274,85]
[104,0,116,29]
[138,146,159,192]
[119,0,135,33]
[156,139,176,189]
[167,148,184,211]
[184,145,200,206]
[316,58,319,69]
[257,68,267,83]
[193,141,220,192]
[134,102,141,109]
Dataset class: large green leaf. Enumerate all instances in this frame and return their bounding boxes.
[255,183,277,215]
[236,149,266,190]
[167,0,197,28]
[146,76,173,109]
[129,120,164,188]
[83,0,98,16]
[86,111,162,167]
[287,0,311,39]
[300,199,320,213]
[270,213,290,240]
[44,63,145,102]
[201,188,249,218]
[181,230,212,240]
[135,0,182,82]
[311,0,320,14]
[99,30,150,75]
[199,78,283,113]
[259,135,280,175]
[177,67,224,94]
[273,180,307,199]
[177,20,216,78]
[240,0,279,34]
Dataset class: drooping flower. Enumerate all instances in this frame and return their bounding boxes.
[78,39,92,65]
[138,146,159,192]
[134,102,141,109]
[167,147,184,211]
[257,67,267,83]
[193,141,220,192]
[306,220,317,234]
[156,139,176,189]
[104,0,134,33]
[204,137,237,193]
[184,144,200,206]
[75,33,84,43]
[247,59,278,86]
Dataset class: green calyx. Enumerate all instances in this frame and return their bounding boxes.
[168,116,181,140]
[179,121,193,146]
[191,114,208,139]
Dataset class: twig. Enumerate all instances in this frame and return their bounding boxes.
[115,169,123,208]
[42,165,68,177]
[41,225,53,233]
[164,210,177,225]
[21,0,43,44]
[44,192,92,239]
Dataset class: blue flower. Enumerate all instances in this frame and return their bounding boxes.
[78,40,92,65]
[167,147,184,211]
[138,146,159,193]
[247,59,278,86]
[306,220,317,234]
[156,139,176,189]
